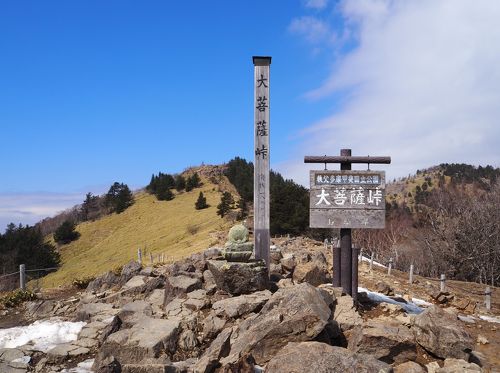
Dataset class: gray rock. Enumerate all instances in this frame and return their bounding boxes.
[436,358,483,373]
[221,283,331,366]
[120,260,143,283]
[46,343,89,363]
[87,271,120,293]
[280,254,296,273]
[202,312,227,341]
[193,327,232,373]
[75,302,117,322]
[94,317,180,369]
[163,275,202,307]
[376,281,394,296]
[411,306,473,360]
[178,329,198,351]
[333,294,363,332]
[212,290,271,319]
[348,320,417,364]
[118,300,153,328]
[207,260,268,296]
[394,361,426,373]
[265,341,393,373]
[292,261,328,287]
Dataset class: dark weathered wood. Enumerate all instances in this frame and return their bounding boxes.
[340,149,352,296]
[253,56,271,269]
[333,240,340,287]
[352,245,359,302]
[304,155,391,164]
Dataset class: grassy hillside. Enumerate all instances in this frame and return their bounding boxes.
[41,171,236,288]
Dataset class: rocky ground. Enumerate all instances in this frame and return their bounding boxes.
[0,236,499,372]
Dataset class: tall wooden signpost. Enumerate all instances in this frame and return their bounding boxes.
[253,56,271,269]
[305,150,391,299]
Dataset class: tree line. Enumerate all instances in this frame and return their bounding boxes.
[146,172,201,201]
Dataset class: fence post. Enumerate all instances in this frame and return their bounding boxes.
[369,252,374,272]
[440,274,446,292]
[137,248,142,265]
[358,248,363,263]
[485,286,491,311]
[19,264,26,291]
[409,264,414,284]
[388,257,393,276]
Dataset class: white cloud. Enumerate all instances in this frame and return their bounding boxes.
[0,192,83,230]
[280,0,500,185]
[303,0,329,10]
[288,16,334,45]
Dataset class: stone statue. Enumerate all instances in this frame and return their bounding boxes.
[222,224,253,262]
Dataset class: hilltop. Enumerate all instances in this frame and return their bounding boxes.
[39,166,239,288]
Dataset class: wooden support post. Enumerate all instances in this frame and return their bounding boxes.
[485,286,491,311]
[370,252,374,272]
[340,149,353,296]
[440,274,446,292]
[137,248,142,265]
[388,257,393,276]
[409,264,414,284]
[352,245,359,302]
[359,248,363,263]
[253,56,271,271]
[19,264,26,291]
[333,239,341,287]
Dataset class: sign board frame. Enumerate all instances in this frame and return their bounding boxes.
[309,170,386,229]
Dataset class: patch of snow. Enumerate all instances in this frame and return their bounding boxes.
[458,314,477,324]
[0,318,86,352]
[360,255,387,268]
[411,297,432,307]
[61,359,95,373]
[358,287,423,314]
[479,315,500,324]
[11,356,31,364]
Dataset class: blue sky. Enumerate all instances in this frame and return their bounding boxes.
[1,0,499,229]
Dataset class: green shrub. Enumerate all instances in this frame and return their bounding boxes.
[1,289,37,308]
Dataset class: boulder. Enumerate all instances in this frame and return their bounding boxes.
[202,312,227,341]
[75,302,117,322]
[212,290,272,319]
[221,283,331,366]
[193,327,232,373]
[348,320,417,364]
[119,261,143,285]
[293,261,328,287]
[333,294,363,332]
[93,317,180,369]
[207,260,268,296]
[436,358,483,373]
[280,254,296,273]
[411,306,473,360]
[265,342,393,373]
[163,275,202,307]
[0,348,31,373]
[47,343,90,363]
[394,361,425,373]
[376,281,394,296]
[87,271,120,293]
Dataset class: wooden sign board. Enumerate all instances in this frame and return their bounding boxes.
[309,170,386,229]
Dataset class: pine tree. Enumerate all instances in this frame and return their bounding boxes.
[195,192,208,210]
[186,172,201,192]
[217,192,234,217]
[157,188,174,201]
[175,175,186,191]
[106,182,134,213]
[54,220,80,244]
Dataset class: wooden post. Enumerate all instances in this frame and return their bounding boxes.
[370,252,374,272]
[253,56,271,270]
[485,286,491,311]
[409,264,414,284]
[137,248,142,265]
[352,245,359,301]
[19,264,26,291]
[388,257,393,276]
[333,239,341,287]
[359,248,363,263]
[340,149,353,296]
[440,274,446,292]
